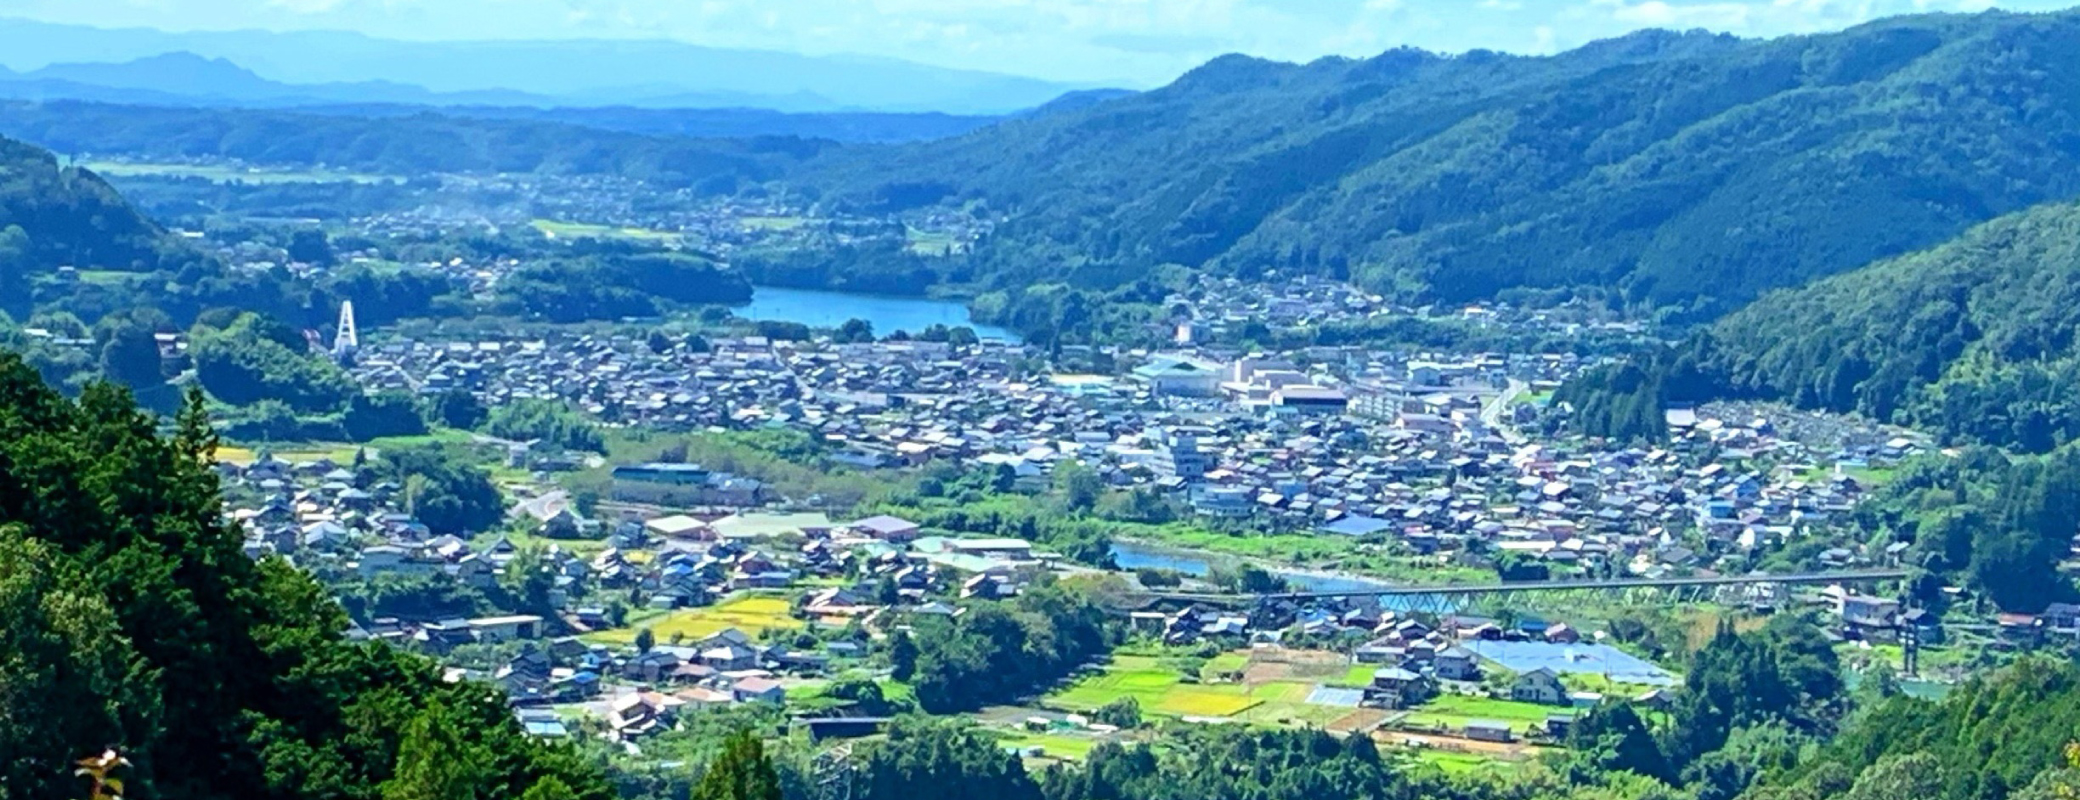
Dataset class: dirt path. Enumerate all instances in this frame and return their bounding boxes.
[1373,730,1537,759]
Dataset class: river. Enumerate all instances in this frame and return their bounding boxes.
[734,286,1019,342]
[1110,540,1399,595]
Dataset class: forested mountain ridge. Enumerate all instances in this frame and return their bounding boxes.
[801,10,2080,317]
[0,134,185,270]
[1690,198,2080,453]
[0,100,823,192]
[0,133,211,320]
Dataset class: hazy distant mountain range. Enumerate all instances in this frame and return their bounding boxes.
[0,17,1101,114]
[0,52,1045,143]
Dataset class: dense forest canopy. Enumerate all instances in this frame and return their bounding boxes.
[1568,197,2080,460]
[0,357,606,799]
[9,11,2080,321]
[1696,199,2080,453]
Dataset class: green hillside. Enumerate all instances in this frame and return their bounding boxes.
[802,10,2080,318]
[0,134,202,317]
[1698,199,2080,451]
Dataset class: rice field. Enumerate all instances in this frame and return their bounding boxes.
[1046,655,1263,718]
[1047,652,1383,723]
[583,595,801,646]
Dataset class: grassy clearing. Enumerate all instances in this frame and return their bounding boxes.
[1795,463,1899,488]
[1332,664,1381,688]
[583,595,801,646]
[86,160,392,184]
[1204,652,1250,676]
[1403,695,1560,728]
[905,227,961,256]
[531,219,682,243]
[75,269,146,285]
[1408,749,1520,775]
[217,443,362,466]
[1841,464,1899,488]
[1561,673,1666,698]
[216,430,488,467]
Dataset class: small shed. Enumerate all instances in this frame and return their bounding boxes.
[1464,720,1514,743]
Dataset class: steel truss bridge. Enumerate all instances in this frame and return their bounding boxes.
[1131,569,1910,615]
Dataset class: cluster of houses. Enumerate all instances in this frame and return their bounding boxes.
[216,454,1056,737]
[335,316,1925,590]
[218,451,573,586]
[475,626,838,742]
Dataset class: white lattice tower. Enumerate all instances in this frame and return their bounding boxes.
[333,300,359,358]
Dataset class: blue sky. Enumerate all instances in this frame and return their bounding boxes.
[7,0,2075,85]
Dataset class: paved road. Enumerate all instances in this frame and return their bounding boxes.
[1479,378,1529,444]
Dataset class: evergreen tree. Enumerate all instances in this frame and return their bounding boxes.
[520,776,582,800]
[693,730,784,800]
[889,630,919,682]
[430,387,488,430]
[98,317,163,389]
[384,704,484,800]
[1571,702,1670,783]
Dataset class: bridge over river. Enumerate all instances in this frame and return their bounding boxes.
[1129,569,1910,613]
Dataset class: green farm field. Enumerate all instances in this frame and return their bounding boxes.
[1403,694,1562,729]
[1046,655,1262,718]
[583,595,800,646]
